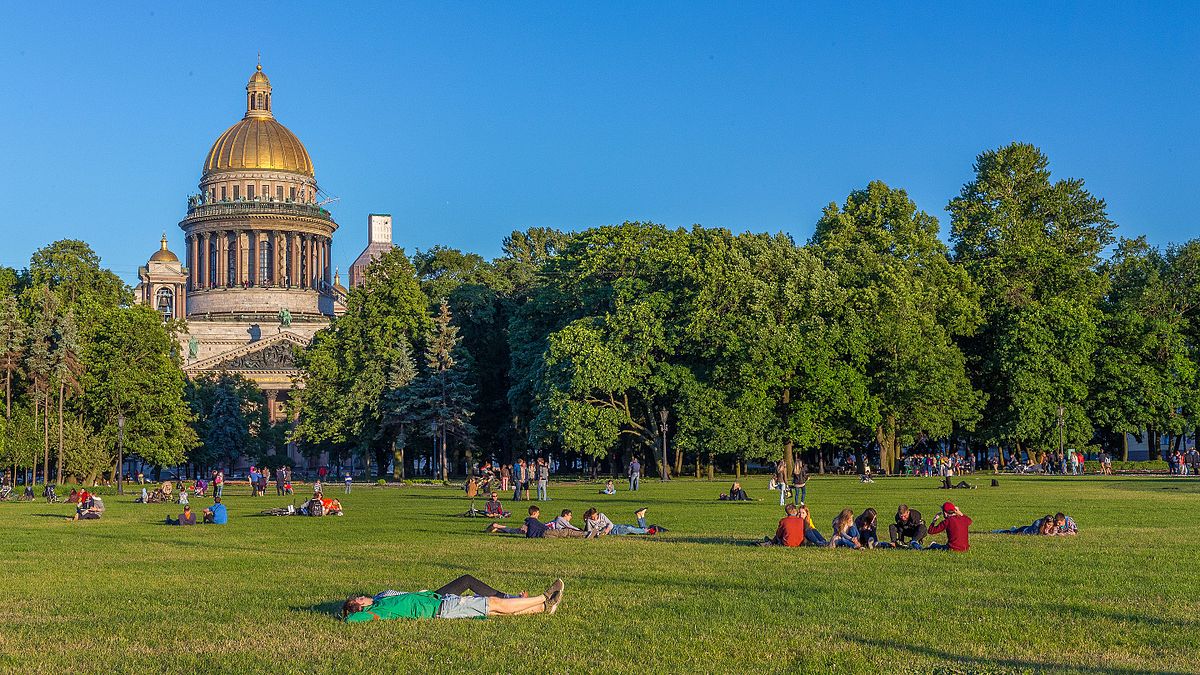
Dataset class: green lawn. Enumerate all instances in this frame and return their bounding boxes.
[1,475,1196,674]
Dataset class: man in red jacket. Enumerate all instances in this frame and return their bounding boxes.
[927,501,972,551]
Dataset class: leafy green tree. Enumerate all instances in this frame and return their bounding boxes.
[186,373,267,470]
[50,311,83,484]
[292,249,431,475]
[27,240,131,316]
[0,295,25,423]
[1092,238,1200,459]
[400,301,477,480]
[811,181,983,472]
[379,339,419,479]
[79,305,195,471]
[949,143,1114,454]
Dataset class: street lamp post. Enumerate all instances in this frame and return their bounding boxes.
[116,413,126,495]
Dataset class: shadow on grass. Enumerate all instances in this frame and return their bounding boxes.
[292,599,345,620]
[28,513,72,519]
[842,635,1187,674]
[642,535,754,546]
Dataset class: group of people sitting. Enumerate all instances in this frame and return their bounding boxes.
[166,496,227,524]
[71,491,105,520]
[485,505,667,538]
[135,482,176,504]
[300,491,344,517]
[760,502,974,551]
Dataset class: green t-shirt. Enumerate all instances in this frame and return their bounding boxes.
[345,592,442,622]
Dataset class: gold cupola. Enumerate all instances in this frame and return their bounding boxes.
[201,64,315,177]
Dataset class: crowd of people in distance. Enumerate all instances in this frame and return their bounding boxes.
[485,505,667,538]
[992,513,1078,536]
[468,456,644,505]
[761,502,974,551]
[341,575,564,622]
[1168,447,1200,475]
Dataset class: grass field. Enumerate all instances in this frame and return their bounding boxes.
[1,474,1197,674]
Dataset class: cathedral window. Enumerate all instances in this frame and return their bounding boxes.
[277,185,284,201]
[233,185,240,200]
[221,186,227,201]
[248,184,255,200]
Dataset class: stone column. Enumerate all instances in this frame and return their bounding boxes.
[276,231,287,286]
[200,232,210,289]
[247,230,256,286]
[265,390,278,424]
[239,231,248,287]
[323,238,332,286]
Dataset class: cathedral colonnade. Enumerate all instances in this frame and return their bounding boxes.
[185,230,333,292]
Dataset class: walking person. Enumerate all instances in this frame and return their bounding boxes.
[213,470,224,498]
[536,458,549,501]
[628,456,641,491]
[500,464,511,493]
[791,458,808,505]
[344,472,353,494]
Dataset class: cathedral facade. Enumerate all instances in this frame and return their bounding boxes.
[137,65,351,436]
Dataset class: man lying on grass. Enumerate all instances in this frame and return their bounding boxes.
[341,575,564,621]
[485,505,585,537]
[582,507,668,537]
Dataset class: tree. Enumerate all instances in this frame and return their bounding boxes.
[50,311,83,484]
[1092,238,1200,459]
[186,373,267,471]
[79,305,195,472]
[0,295,25,480]
[292,249,431,475]
[379,339,419,479]
[27,240,131,316]
[811,181,983,473]
[400,302,477,480]
[949,143,1114,453]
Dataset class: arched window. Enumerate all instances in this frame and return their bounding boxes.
[156,287,174,319]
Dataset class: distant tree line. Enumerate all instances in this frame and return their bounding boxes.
[291,143,1200,478]
[4,142,1197,483]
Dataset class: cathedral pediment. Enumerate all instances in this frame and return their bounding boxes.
[184,330,310,375]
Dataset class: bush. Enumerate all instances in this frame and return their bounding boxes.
[1083,460,1168,472]
[376,478,387,486]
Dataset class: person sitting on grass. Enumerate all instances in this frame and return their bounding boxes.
[484,492,510,518]
[599,480,617,495]
[855,508,889,548]
[926,502,971,551]
[582,507,665,537]
[342,576,564,621]
[67,488,80,503]
[72,495,105,521]
[758,503,806,547]
[718,482,751,501]
[889,504,927,548]
[796,505,828,546]
[166,505,196,526]
[830,508,863,549]
[485,505,558,538]
[203,496,228,524]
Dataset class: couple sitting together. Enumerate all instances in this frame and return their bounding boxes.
[992,512,1077,536]
[486,505,667,538]
[761,502,973,551]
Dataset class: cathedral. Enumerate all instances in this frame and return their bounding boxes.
[136,65,392,451]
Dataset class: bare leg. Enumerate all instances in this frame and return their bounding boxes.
[487,595,548,616]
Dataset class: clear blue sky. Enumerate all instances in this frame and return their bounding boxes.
[0,2,1196,283]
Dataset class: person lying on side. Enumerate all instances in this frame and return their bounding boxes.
[1052,512,1078,535]
[342,576,564,621]
[582,507,665,537]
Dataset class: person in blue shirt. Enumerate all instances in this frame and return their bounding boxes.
[204,496,228,524]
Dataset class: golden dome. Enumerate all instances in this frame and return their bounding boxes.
[201,65,315,177]
[150,233,179,262]
[203,117,314,176]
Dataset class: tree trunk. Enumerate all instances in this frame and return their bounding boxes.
[1120,432,1129,462]
[56,383,64,485]
[781,388,794,481]
[673,446,683,477]
[734,456,741,479]
[392,442,404,481]
[42,395,50,488]
[1147,427,1160,461]
[707,451,714,481]
[694,452,701,479]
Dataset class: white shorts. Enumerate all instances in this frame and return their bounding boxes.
[436,594,489,619]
